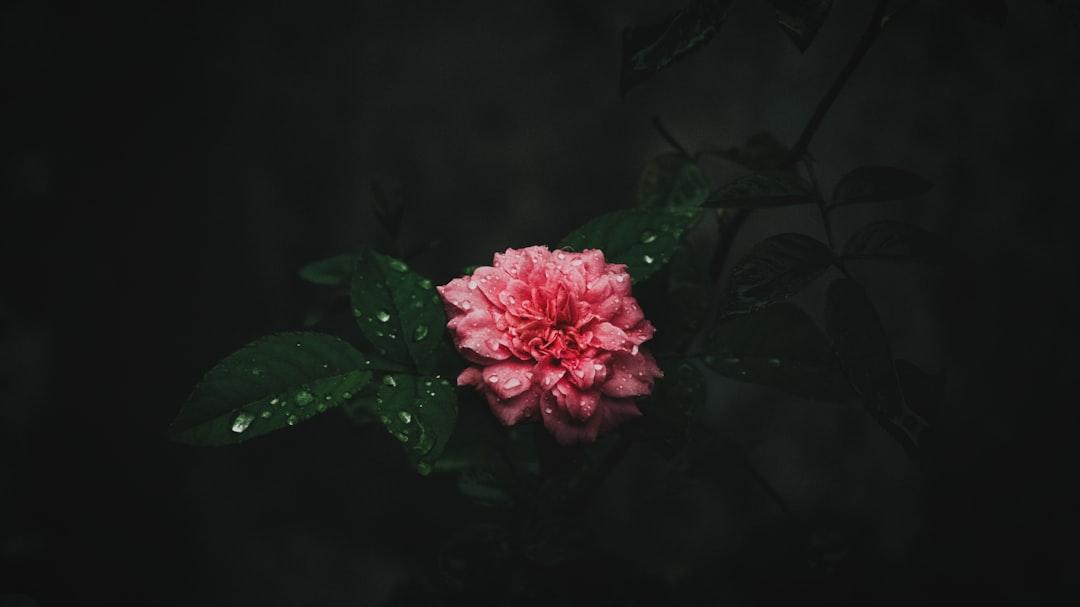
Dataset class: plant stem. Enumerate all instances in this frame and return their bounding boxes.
[652,116,693,160]
[709,0,893,284]
[781,0,892,169]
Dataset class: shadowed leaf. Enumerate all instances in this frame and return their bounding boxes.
[718,233,833,316]
[375,373,457,475]
[637,153,710,209]
[825,278,926,453]
[704,303,851,401]
[770,0,832,52]
[705,171,817,208]
[620,0,736,95]
[830,165,933,208]
[841,220,948,263]
[696,131,791,171]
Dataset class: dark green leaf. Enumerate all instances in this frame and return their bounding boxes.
[620,0,736,96]
[298,253,360,287]
[350,248,446,374]
[841,220,948,263]
[375,373,457,475]
[634,360,707,454]
[637,153,710,209]
[894,359,946,421]
[457,465,516,507]
[949,0,1007,25]
[648,243,710,355]
[718,233,833,316]
[558,208,699,284]
[704,304,851,401]
[704,171,817,208]
[824,278,926,452]
[169,332,374,445]
[770,0,832,52]
[696,131,790,171]
[830,165,933,208]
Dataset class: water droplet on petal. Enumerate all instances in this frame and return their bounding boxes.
[575,369,585,378]
[631,345,640,355]
[413,325,429,341]
[594,363,604,371]
[468,280,478,290]
[571,259,583,267]
[387,259,409,272]
[231,412,255,433]
[398,411,413,424]
[614,275,625,283]
[640,230,658,244]
[503,378,521,390]
[544,407,553,414]
[375,310,391,323]
[488,375,499,384]
[460,300,472,310]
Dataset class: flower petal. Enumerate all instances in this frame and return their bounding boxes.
[601,350,662,398]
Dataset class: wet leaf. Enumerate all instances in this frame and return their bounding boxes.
[704,303,851,401]
[704,171,817,208]
[770,0,832,52]
[637,153,710,209]
[831,165,933,209]
[824,278,926,453]
[169,332,374,445]
[620,0,735,95]
[558,208,699,284]
[718,232,833,316]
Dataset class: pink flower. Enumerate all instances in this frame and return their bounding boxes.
[437,246,663,445]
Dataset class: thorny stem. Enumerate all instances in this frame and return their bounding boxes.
[709,0,893,284]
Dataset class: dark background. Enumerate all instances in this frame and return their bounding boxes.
[3,0,1079,604]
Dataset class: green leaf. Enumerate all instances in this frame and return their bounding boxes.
[841,220,948,263]
[769,0,832,52]
[718,232,833,316]
[648,243,710,355]
[169,332,374,445]
[558,208,699,284]
[696,131,790,171]
[620,0,736,96]
[637,153,710,209]
[634,360,707,455]
[830,165,933,208]
[894,359,946,421]
[704,171,817,208]
[375,373,457,475]
[457,465,516,507]
[824,278,926,452]
[350,248,446,374]
[704,303,851,401]
[298,253,361,287]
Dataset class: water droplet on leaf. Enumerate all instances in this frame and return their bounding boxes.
[295,391,314,407]
[376,310,391,322]
[417,278,433,290]
[413,325,429,341]
[398,411,413,424]
[286,414,299,426]
[383,375,398,387]
[640,230,658,244]
[260,410,273,419]
[231,412,255,433]
[387,259,409,272]
[642,254,655,264]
